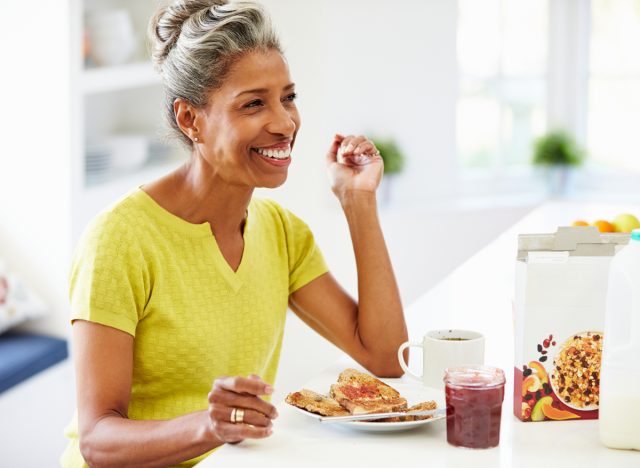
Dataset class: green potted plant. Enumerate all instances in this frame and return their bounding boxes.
[372,138,405,204]
[532,130,585,196]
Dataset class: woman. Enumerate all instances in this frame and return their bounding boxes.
[62,1,408,466]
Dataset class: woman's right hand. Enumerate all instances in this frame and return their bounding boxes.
[207,374,278,444]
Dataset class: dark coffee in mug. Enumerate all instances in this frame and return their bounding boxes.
[398,329,485,388]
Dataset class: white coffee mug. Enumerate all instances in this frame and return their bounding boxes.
[397,329,485,389]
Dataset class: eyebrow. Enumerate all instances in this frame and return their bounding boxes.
[234,83,295,98]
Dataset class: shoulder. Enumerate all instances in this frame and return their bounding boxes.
[250,198,315,244]
[76,189,150,256]
[250,198,321,263]
[86,189,153,236]
[250,197,308,230]
[251,197,286,218]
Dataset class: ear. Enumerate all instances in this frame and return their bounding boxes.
[173,98,201,142]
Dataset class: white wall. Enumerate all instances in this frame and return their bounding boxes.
[0,1,72,337]
[257,0,459,212]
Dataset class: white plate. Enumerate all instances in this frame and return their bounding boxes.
[286,382,446,433]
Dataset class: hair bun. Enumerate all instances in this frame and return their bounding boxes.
[148,0,226,70]
[148,0,281,148]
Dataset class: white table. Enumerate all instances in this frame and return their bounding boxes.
[197,200,640,467]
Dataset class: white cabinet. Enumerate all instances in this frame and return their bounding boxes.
[71,0,187,242]
[0,0,184,337]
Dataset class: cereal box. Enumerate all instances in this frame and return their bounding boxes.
[513,227,628,422]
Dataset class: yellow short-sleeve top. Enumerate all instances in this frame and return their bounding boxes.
[61,188,328,467]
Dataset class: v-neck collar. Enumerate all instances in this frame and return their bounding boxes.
[206,204,253,292]
[133,187,253,292]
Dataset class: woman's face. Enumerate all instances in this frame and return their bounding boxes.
[196,48,300,189]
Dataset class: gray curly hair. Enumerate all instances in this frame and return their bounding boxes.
[148,0,282,147]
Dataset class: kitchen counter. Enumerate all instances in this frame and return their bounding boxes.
[197,200,640,467]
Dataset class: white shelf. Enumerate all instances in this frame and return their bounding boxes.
[71,1,174,245]
[84,156,184,192]
[81,61,160,94]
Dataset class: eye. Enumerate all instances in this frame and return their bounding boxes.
[284,92,298,103]
[244,99,264,108]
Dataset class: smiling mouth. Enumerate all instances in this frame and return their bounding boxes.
[252,146,291,160]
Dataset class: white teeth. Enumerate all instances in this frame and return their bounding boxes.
[255,147,291,159]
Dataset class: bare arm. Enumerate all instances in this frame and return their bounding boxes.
[289,134,408,377]
[73,320,220,467]
[73,320,276,467]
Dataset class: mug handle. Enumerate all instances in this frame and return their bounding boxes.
[397,341,423,382]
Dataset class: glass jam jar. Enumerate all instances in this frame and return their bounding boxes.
[444,366,506,449]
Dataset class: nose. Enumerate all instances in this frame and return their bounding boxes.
[267,103,297,136]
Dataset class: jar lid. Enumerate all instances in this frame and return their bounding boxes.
[444,366,505,388]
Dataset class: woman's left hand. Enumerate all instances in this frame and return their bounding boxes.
[326,134,384,200]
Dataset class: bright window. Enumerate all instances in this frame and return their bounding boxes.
[588,0,640,171]
[457,0,548,170]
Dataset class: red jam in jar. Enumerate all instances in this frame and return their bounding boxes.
[444,366,506,449]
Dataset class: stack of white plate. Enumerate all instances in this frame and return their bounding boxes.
[85,144,112,185]
[147,139,173,165]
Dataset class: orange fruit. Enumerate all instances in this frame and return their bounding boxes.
[572,220,589,227]
[592,220,615,232]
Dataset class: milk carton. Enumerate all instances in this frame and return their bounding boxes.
[600,229,640,449]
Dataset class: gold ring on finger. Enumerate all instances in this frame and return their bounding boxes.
[230,408,237,424]
[235,408,245,424]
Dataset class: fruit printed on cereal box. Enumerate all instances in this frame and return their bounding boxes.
[518,332,602,422]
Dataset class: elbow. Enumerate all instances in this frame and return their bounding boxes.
[362,335,409,378]
[79,442,115,468]
[79,437,100,468]
[370,363,405,378]
[365,351,407,378]
[78,411,130,468]
[78,427,115,468]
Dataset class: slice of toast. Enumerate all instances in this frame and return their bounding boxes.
[285,389,350,417]
[400,400,438,421]
[329,368,408,415]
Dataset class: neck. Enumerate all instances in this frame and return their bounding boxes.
[170,158,253,237]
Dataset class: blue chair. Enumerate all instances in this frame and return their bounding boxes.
[0,331,68,394]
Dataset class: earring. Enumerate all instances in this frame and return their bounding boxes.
[194,137,199,142]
